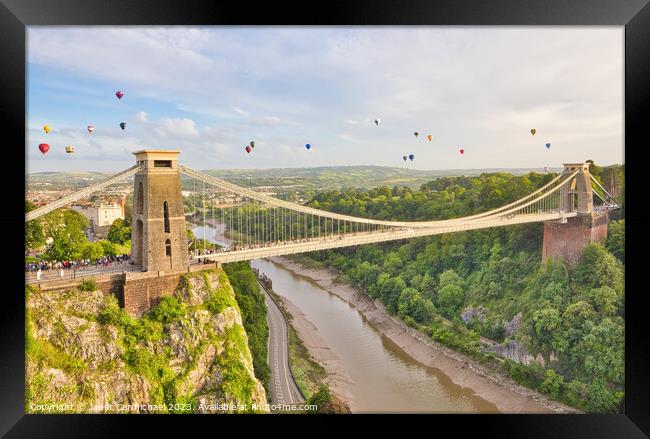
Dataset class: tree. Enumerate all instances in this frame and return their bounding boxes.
[528,307,561,364]
[574,244,624,297]
[540,369,564,399]
[439,269,462,289]
[45,228,83,261]
[585,286,619,316]
[44,211,90,261]
[107,218,131,244]
[572,318,624,384]
[82,241,105,261]
[437,284,465,318]
[379,276,406,314]
[25,202,45,250]
[398,287,435,323]
[605,219,624,263]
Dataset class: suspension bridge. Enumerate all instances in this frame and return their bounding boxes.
[26,150,619,278]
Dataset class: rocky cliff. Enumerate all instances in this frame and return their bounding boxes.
[26,269,268,413]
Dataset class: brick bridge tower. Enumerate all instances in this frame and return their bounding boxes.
[130,150,188,272]
[541,162,609,265]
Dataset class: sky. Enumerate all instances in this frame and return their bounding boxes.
[26,27,624,174]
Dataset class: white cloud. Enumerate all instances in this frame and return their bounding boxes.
[153,118,200,140]
[134,111,149,123]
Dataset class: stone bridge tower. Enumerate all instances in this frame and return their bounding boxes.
[541,162,608,265]
[130,150,188,272]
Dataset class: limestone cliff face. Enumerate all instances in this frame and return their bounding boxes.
[26,269,268,413]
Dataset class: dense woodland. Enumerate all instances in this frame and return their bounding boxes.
[302,163,624,413]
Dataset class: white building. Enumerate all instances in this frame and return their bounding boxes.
[72,202,124,228]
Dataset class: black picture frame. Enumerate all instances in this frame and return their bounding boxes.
[1,0,648,436]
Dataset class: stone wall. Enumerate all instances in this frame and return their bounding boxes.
[35,262,222,317]
[541,212,608,265]
[122,272,183,316]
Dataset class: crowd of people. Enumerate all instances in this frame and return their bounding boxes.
[25,254,131,280]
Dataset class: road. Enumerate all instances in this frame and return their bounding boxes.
[260,281,304,406]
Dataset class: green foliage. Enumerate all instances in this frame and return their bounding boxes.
[107,218,131,245]
[503,360,546,390]
[78,279,98,292]
[540,369,564,399]
[398,287,435,323]
[41,209,91,261]
[82,241,105,261]
[150,296,187,324]
[574,244,624,297]
[223,262,271,393]
[605,219,624,263]
[305,385,331,412]
[215,325,258,410]
[438,284,465,318]
[26,202,45,250]
[98,295,122,325]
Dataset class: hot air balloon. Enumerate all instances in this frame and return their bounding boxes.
[374,119,380,126]
[459,149,465,155]
[530,128,536,136]
[402,155,407,162]
[43,125,51,134]
[65,145,75,154]
[305,144,312,150]
[414,132,419,137]
[245,145,252,153]
[408,154,415,162]
[427,134,432,141]
[115,90,124,99]
[545,143,551,149]
[120,122,126,130]
[250,141,255,149]
[87,125,95,134]
[38,143,49,155]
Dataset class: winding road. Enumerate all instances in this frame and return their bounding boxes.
[260,281,304,406]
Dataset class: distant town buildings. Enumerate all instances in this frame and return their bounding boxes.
[71,200,125,228]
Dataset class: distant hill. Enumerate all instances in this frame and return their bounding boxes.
[198,165,559,190]
[28,165,562,193]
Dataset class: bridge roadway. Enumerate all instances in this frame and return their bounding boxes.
[194,211,577,264]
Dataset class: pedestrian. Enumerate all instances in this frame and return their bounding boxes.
[59,268,65,278]
[36,268,42,281]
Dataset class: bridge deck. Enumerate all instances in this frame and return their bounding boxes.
[197,211,577,263]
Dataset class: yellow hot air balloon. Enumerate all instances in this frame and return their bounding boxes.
[43,125,51,134]
[427,134,432,141]
[530,128,536,136]
[65,145,75,154]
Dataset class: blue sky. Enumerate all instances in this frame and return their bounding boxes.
[27,27,623,173]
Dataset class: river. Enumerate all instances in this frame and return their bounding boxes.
[189,220,498,413]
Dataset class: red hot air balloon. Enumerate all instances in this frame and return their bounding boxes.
[115,90,124,99]
[245,145,252,154]
[38,143,50,155]
[459,149,465,155]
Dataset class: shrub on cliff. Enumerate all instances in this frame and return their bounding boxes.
[78,279,98,292]
[151,296,187,324]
